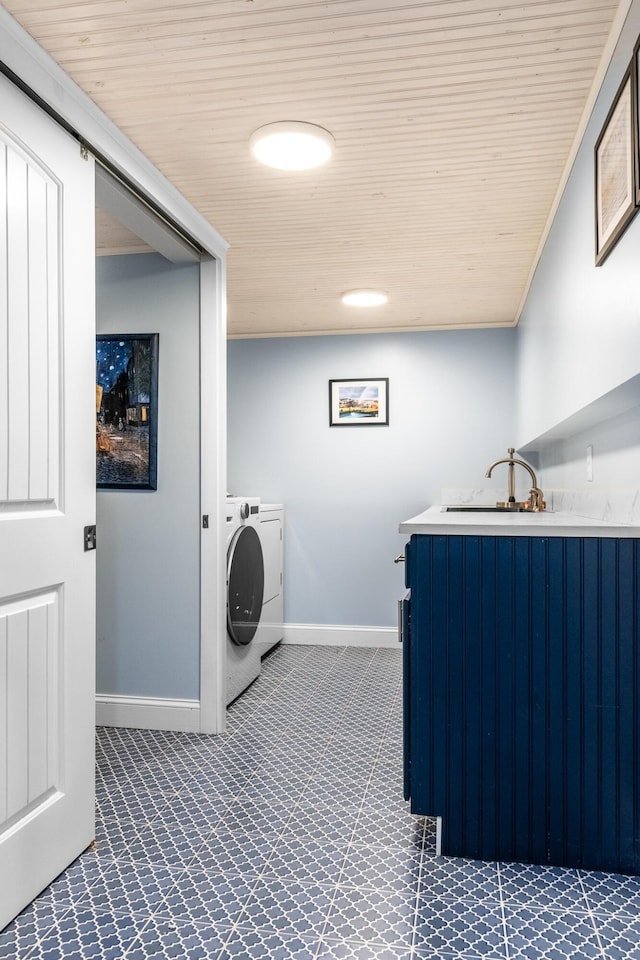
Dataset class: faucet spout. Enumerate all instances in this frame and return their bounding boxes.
[484,448,545,511]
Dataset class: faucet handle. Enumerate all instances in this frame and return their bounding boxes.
[528,487,546,512]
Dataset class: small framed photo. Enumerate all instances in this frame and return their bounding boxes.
[595,64,638,265]
[96,333,159,490]
[329,378,389,426]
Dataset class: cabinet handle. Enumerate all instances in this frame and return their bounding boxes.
[394,554,405,563]
[397,590,410,644]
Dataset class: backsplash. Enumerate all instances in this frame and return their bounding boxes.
[550,489,640,525]
[442,487,640,525]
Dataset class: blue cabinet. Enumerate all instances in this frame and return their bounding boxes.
[404,533,640,873]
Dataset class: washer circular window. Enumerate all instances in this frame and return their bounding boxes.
[227,525,264,645]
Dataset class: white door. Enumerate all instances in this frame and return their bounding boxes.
[0,75,96,930]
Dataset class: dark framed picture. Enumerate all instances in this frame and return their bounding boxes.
[635,38,640,205]
[96,334,158,489]
[329,378,389,426]
[595,64,638,265]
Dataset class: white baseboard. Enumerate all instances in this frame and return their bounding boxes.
[282,623,398,648]
[96,694,201,732]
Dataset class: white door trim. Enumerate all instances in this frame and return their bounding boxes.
[199,256,227,734]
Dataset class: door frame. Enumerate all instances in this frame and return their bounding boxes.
[0,6,229,735]
[199,255,227,734]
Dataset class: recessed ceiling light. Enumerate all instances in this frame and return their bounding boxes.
[249,121,335,171]
[341,290,388,307]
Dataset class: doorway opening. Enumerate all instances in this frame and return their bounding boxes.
[95,169,225,736]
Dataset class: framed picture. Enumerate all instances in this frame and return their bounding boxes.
[635,38,640,205]
[329,378,389,426]
[96,334,158,489]
[595,64,638,265]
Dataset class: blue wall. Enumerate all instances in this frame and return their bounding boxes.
[96,253,201,699]
[228,329,516,627]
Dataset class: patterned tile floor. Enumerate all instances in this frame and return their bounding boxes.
[3,644,640,959]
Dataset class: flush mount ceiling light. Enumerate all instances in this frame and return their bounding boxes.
[249,121,335,170]
[341,290,389,307]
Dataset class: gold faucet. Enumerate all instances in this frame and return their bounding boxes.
[484,448,545,511]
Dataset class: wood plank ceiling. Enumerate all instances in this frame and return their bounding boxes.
[3,0,622,337]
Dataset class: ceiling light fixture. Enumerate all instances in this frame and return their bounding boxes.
[341,290,388,307]
[249,121,335,171]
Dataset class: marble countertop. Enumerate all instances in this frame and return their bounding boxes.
[399,505,640,538]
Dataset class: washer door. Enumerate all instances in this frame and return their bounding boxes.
[227,525,264,646]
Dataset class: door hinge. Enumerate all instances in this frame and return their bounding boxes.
[202,515,209,529]
[80,142,89,161]
[84,525,97,551]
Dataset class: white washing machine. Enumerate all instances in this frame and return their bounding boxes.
[226,496,263,704]
[226,496,285,704]
[255,503,284,657]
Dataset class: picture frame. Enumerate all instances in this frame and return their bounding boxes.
[329,378,389,426]
[595,64,638,265]
[96,333,158,490]
[635,37,640,205]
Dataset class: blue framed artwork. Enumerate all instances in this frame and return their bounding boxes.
[96,333,158,489]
